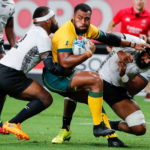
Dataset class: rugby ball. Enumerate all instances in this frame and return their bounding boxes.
[72,36,90,55]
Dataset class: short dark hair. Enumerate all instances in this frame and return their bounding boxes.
[74,3,92,13]
[33,6,49,19]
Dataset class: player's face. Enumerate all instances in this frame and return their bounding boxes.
[50,16,59,33]
[141,52,150,66]
[73,9,91,34]
[47,16,59,34]
[136,50,150,69]
[133,0,145,11]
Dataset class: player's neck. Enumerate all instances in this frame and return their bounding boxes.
[35,24,49,35]
[133,7,144,13]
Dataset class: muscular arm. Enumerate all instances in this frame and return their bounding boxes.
[96,31,150,50]
[58,52,90,68]
[58,41,96,68]
[5,17,16,47]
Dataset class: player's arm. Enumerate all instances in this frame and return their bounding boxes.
[116,51,133,83]
[40,51,51,60]
[117,51,133,76]
[5,17,16,47]
[125,75,148,96]
[95,31,150,50]
[58,43,95,68]
[107,9,122,33]
[146,31,150,44]
[117,51,133,65]
[107,20,117,33]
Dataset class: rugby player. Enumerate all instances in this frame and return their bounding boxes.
[42,3,149,142]
[51,34,150,147]
[107,0,150,103]
[0,0,16,134]
[0,6,58,140]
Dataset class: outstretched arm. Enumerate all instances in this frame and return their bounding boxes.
[96,31,150,50]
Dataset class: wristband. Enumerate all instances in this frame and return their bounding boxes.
[130,42,136,48]
[121,74,129,83]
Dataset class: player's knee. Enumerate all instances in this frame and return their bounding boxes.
[41,93,53,107]
[130,124,146,135]
[90,72,102,85]
[125,110,146,135]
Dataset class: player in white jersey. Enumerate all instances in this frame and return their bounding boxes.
[0,0,16,134]
[51,34,150,147]
[0,0,15,56]
[0,6,59,140]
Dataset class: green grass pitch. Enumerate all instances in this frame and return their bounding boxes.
[0,93,150,150]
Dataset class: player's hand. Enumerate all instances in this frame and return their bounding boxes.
[88,41,96,53]
[134,43,150,50]
[84,40,95,58]
[117,51,133,64]
[117,61,127,77]
[139,34,147,42]
[106,46,112,52]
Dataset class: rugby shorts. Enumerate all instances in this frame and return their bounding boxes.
[103,80,132,107]
[43,69,74,96]
[0,64,33,97]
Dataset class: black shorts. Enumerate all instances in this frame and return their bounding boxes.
[0,64,33,97]
[103,80,132,107]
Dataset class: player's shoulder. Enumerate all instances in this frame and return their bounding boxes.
[26,25,49,43]
[55,21,74,34]
[89,24,98,30]
[29,25,48,37]
[143,9,150,16]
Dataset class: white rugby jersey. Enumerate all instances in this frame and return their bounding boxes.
[140,70,150,81]
[100,48,149,87]
[0,0,15,40]
[0,25,51,73]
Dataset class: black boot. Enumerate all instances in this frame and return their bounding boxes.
[108,137,128,147]
[109,120,121,130]
[93,122,115,137]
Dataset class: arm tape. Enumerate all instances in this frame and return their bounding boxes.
[96,31,121,46]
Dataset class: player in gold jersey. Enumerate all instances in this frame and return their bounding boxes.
[43,3,149,146]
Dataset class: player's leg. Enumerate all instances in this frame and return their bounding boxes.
[126,75,148,96]
[0,94,6,126]
[109,75,148,133]
[102,108,128,147]
[52,98,76,144]
[43,70,114,138]
[52,95,125,147]
[111,99,146,135]
[0,94,9,134]
[70,71,114,137]
[3,81,53,140]
[104,80,146,135]
[0,43,7,134]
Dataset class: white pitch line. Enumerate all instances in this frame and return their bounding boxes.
[79,122,150,126]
